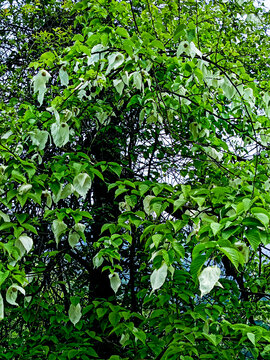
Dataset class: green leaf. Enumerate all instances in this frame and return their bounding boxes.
[247,332,256,345]
[109,311,121,327]
[192,242,217,260]
[116,27,129,38]
[79,44,91,56]
[245,229,261,251]
[73,34,84,42]
[219,247,242,269]
[73,173,92,198]
[11,170,26,183]
[171,241,185,258]
[0,271,9,287]
[132,327,146,344]
[150,39,165,50]
[68,350,79,359]
[210,222,223,236]
[251,207,270,227]
[190,254,207,280]
[203,333,223,346]
[122,39,134,57]
[108,162,122,177]
[152,234,163,248]
[173,194,186,212]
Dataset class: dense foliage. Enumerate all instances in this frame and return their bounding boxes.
[0,0,270,359]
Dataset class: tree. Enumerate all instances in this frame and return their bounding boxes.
[0,0,270,359]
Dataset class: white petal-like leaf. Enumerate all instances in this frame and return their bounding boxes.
[6,284,25,306]
[51,122,69,148]
[18,184,32,195]
[59,67,69,86]
[31,69,51,105]
[30,129,49,150]
[0,293,4,320]
[122,71,130,86]
[113,79,124,95]
[235,241,249,263]
[143,195,155,215]
[93,253,104,268]
[133,71,142,90]
[68,303,82,326]
[17,235,33,254]
[177,41,189,57]
[73,173,92,198]
[150,262,168,291]
[190,41,202,58]
[106,52,124,74]
[42,190,52,208]
[60,183,74,200]
[109,273,121,293]
[52,219,67,246]
[68,223,85,248]
[199,265,222,297]
[0,210,10,222]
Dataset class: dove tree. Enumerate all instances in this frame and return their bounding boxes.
[0,0,270,359]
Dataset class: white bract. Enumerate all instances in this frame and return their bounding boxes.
[143,195,155,215]
[93,253,104,268]
[87,44,107,66]
[52,219,67,247]
[109,273,121,293]
[51,122,69,148]
[30,129,49,150]
[18,184,32,196]
[42,190,52,208]
[0,293,3,320]
[235,241,249,263]
[113,79,124,95]
[177,41,202,59]
[32,69,51,105]
[150,262,168,291]
[59,67,69,86]
[199,265,223,297]
[68,223,86,248]
[73,173,92,198]
[106,52,125,74]
[69,303,82,325]
[15,235,33,257]
[0,210,10,223]
[132,71,142,90]
[6,284,25,306]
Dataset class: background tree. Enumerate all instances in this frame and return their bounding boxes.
[0,0,270,359]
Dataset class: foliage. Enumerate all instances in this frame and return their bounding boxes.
[0,0,270,359]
